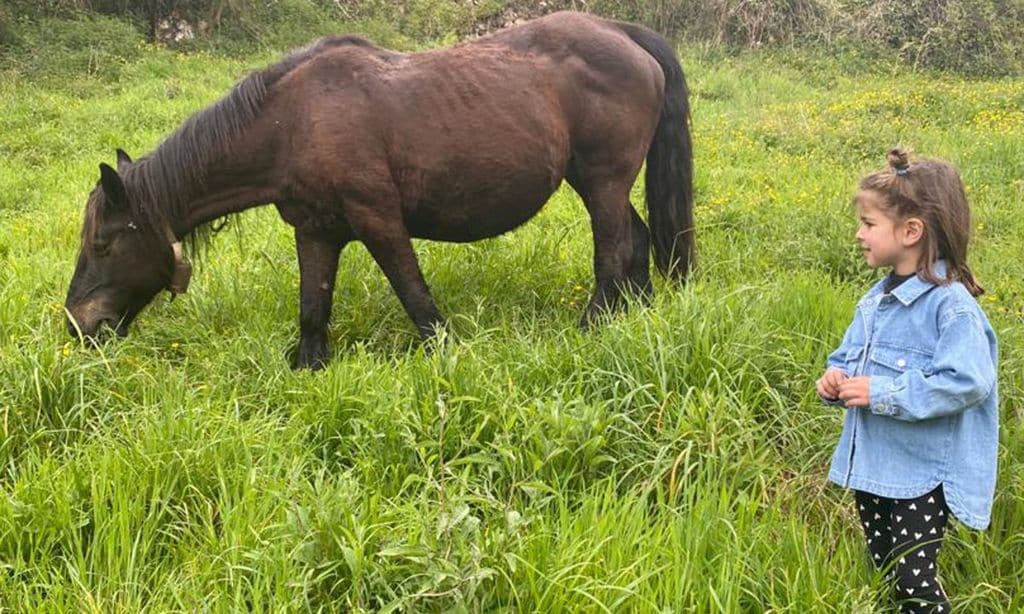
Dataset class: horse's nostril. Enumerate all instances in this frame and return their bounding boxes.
[64,315,113,341]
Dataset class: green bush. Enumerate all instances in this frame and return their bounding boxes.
[0,6,17,47]
[0,14,143,83]
[3,0,85,20]
[851,0,1024,75]
[1,0,1021,74]
[583,0,834,47]
[481,0,1022,74]
[331,0,503,43]
[199,0,419,52]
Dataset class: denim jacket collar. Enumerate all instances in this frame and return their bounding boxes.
[890,260,949,306]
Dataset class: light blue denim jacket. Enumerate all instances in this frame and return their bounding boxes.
[824,261,999,530]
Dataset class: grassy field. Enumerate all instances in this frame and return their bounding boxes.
[1,25,1022,612]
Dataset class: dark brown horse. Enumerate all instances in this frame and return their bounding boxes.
[65,11,694,369]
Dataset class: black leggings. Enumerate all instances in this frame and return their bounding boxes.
[855,485,951,613]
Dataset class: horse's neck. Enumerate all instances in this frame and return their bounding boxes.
[174,130,282,235]
[181,163,280,233]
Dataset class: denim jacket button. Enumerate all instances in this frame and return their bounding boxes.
[874,404,885,412]
[896,358,906,368]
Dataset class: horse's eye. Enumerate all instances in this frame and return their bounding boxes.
[94,241,110,256]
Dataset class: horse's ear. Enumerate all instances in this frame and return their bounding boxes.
[99,163,128,210]
[115,148,133,171]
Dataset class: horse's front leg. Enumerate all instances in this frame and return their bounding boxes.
[294,231,344,370]
[345,197,444,341]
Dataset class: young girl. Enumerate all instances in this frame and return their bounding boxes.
[816,149,999,613]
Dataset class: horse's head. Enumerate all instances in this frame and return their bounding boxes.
[65,150,190,340]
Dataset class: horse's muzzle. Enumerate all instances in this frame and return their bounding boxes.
[65,300,130,341]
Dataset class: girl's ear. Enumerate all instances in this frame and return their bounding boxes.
[902,217,925,246]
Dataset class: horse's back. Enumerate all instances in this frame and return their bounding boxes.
[384,49,574,240]
[271,12,667,241]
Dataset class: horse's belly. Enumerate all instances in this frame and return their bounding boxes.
[405,173,559,242]
[398,127,568,241]
[388,76,571,242]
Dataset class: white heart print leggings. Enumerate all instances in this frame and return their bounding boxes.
[855,485,951,613]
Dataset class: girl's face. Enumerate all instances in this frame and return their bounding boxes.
[855,190,923,274]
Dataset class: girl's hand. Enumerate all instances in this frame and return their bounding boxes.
[816,367,847,400]
[838,376,871,408]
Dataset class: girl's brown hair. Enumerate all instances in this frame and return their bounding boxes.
[859,147,984,296]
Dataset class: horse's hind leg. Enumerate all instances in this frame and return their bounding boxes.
[345,197,444,341]
[569,179,639,329]
[627,206,653,299]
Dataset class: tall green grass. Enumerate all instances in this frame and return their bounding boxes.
[1,26,1022,612]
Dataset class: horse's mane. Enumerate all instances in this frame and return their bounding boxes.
[96,35,385,257]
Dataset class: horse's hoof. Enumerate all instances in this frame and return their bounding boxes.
[293,358,328,371]
[292,345,330,370]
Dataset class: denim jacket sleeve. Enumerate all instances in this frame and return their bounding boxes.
[868,309,996,421]
[825,320,856,373]
[820,319,858,406]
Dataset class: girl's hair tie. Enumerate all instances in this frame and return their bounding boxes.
[886,147,911,176]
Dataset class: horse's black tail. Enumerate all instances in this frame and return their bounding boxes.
[614,22,695,281]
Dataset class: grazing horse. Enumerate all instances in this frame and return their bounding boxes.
[64,11,695,369]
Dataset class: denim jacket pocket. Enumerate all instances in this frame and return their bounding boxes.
[867,345,933,378]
